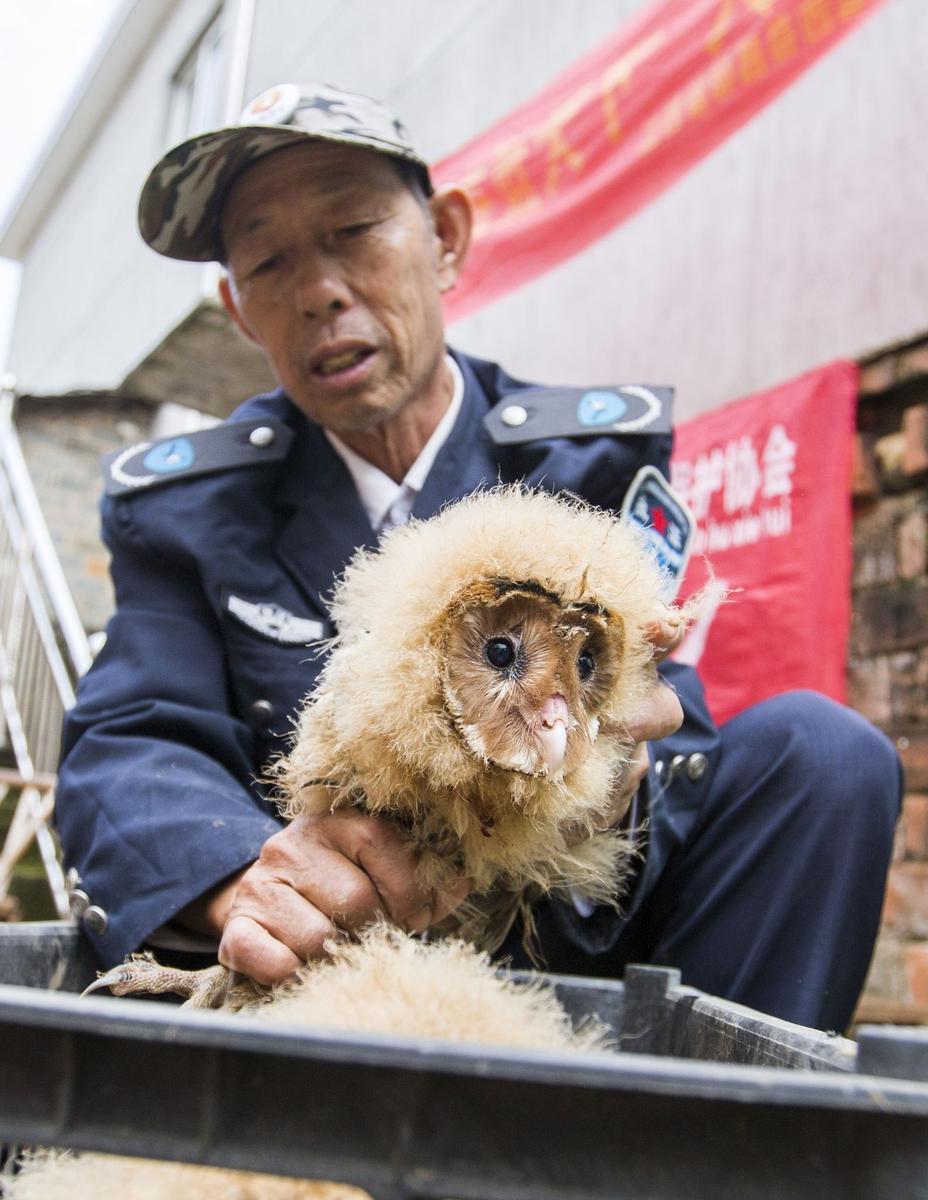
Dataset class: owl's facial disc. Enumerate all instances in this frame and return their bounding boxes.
[438,579,623,779]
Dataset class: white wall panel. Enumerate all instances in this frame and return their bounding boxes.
[8,0,217,394]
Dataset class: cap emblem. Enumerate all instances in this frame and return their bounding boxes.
[241,84,301,126]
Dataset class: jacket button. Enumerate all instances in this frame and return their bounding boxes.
[249,425,275,448]
[83,906,108,934]
[669,753,687,781]
[251,698,275,723]
[653,759,665,780]
[501,404,528,428]
[69,888,90,917]
[686,752,709,781]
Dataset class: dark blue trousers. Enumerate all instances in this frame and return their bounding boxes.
[500,690,903,1033]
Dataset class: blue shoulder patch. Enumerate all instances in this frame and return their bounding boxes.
[103,420,293,496]
[143,438,196,475]
[485,383,673,445]
[621,466,694,599]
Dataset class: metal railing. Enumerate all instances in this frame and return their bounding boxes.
[0,382,92,919]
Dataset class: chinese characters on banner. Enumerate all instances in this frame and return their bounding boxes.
[433,0,887,323]
[670,361,857,725]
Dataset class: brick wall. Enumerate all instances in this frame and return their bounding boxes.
[14,394,156,633]
[850,336,928,1018]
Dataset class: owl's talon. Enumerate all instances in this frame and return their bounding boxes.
[82,952,233,1009]
[82,967,135,997]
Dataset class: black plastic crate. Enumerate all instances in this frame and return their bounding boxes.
[1,921,927,1199]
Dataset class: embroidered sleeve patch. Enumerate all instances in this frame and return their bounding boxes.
[621,466,694,599]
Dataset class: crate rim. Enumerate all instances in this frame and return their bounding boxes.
[3,981,928,1117]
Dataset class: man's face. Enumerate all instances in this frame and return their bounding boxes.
[219,141,461,433]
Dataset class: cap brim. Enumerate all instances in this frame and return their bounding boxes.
[138,124,430,262]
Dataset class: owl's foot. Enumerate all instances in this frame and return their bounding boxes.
[83,952,241,1009]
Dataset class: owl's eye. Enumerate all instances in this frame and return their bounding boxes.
[577,651,595,681]
[485,637,517,670]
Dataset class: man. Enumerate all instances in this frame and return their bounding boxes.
[58,83,901,1031]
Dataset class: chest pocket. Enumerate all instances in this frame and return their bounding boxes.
[218,592,332,747]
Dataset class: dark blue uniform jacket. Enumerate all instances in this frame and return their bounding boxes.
[57,349,719,966]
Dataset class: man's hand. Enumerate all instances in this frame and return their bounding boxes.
[180,811,468,987]
[601,608,687,827]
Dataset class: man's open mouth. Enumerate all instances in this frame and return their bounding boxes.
[314,347,374,376]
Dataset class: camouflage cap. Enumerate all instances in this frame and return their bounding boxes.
[137,82,432,262]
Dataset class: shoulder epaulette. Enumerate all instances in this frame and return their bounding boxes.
[484,384,673,446]
[102,419,294,496]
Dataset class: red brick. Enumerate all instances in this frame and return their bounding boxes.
[897,345,928,383]
[862,931,907,1003]
[888,648,928,726]
[904,795,928,860]
[902,404,928,476]
[851,581,928,656]
[893,727,928,793]
[897,504,928,579]
[858,356,897,396]
[853,494,906,587]
[846,655,891,726]
[875,431,905,485]
[892,821,907,864]
[904,942,928,1008]
[851,432,880,500]
[883,862,928,938]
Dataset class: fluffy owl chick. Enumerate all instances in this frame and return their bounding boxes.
[276,485,685,944]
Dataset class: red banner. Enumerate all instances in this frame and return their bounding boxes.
[669,361,856,725]
[434,0,887,322]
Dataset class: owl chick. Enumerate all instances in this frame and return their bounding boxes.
[275,484,683,949]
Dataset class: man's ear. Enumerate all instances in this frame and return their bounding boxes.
[429,187,473,294]
[218,274,258,342]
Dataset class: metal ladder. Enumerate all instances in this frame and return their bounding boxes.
[0,382,92,919]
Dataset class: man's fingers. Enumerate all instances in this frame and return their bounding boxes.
[405,876,472,932]
[216,812,473,982]
[624,680,684,744]
[219,913,303,986]
[270,810,446,932]
[625,741,651,789]
[344,815,436,928]
[644,609,688,660]
[238,875,341,961]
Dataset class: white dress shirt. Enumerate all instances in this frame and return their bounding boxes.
[324,354,465,533]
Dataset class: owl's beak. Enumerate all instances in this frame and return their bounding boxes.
[533,693,570,772]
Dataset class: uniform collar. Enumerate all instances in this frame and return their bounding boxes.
[274,349,495,612]
[322,354,464,531]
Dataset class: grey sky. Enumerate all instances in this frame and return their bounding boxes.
[0,0,123,373]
